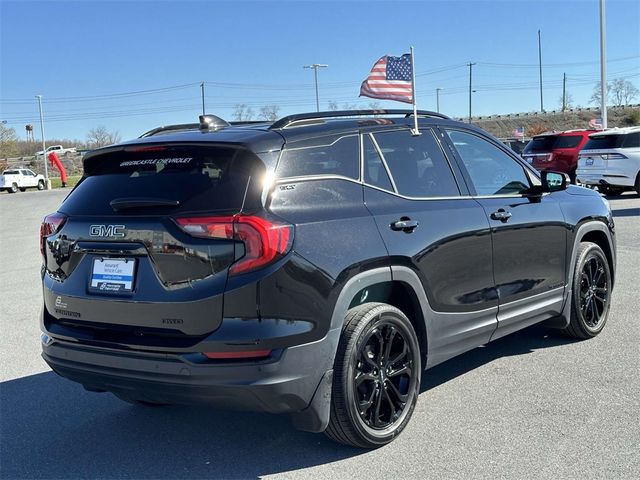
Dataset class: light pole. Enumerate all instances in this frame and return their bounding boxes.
[436,88,443,113]
[303,64,328,112]
[35,95,49,188]
[467,62,476,123]
[538,29,544,112]
[599,0,608,128]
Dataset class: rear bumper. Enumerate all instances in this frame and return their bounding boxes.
[576,172,635,187]
[42,327,339,418]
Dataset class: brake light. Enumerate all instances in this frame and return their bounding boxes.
[175,215,292,275]
[203,349,272,360]
[40,212,67,257]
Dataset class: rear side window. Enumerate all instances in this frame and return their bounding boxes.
[583,135,625,150]
[61,145,265,216]
[372,129,460,197]
[623,132,640,148]
[276,135,359,179]
[363,135,393,191]
[553,135,583,149]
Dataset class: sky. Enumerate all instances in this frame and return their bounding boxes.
[1,0,639,142]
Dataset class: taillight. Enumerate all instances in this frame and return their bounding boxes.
[40,212,67,257]
[175,215,292,275]
[602,153,627,160]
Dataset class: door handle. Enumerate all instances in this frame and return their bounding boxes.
[390,217,419,233]
[490,209,512,222]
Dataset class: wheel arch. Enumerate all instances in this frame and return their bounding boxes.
[330,266,431,368]
[575,222,616,288]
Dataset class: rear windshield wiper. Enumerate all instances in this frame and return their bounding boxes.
[110,197,180,211]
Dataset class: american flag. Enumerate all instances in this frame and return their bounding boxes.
[360,54,414,104]
[512,127,525,138]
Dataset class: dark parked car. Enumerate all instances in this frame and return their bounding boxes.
[40,110,616,448]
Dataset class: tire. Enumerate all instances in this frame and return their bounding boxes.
[562,242,612,339]
[114,392,169,407]
[37,180,45,191]
[325,302,421,448]
[8,183,18,194]
[634,172,640,195]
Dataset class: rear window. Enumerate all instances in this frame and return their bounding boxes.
[583,135,625,150]
[61,145,264,216]
[524,136,556,152]
[524,135,582,152]
[276,135,359,179]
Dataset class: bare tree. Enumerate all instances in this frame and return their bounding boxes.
[342,103,358,111]
[558,92,574,111]
[327,100,339,111]
[367,102,381,110]
[259,105,280,121]
[610,78,639,107]
[589,81,609,106]
[591,79,639,107]
[232,104,254,121]
[0,124,19,158]
[87,126,121,148]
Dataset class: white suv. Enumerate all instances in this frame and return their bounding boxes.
[576,126,640,196]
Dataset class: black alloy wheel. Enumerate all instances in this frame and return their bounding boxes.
[564,242,612,339]
[354,322,414,429]
[326,303,421,448]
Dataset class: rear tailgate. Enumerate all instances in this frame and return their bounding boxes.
[43,143,266,340]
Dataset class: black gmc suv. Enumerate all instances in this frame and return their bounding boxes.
[41,110,616,448]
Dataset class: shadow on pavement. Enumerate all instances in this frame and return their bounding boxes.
[1,325,577,479]
[612,207,640,218]
[421,324,579,392]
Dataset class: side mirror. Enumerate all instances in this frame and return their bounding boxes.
[542,171,568,192]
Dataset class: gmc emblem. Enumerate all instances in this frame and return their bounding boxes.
[89,224,126,238]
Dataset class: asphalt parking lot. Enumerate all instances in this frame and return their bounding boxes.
[1,189,639,480]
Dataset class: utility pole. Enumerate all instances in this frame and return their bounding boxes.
[599,0,608,128]
[200,82,206,116]
[467,63,476,123]
[436,87,443,113]
[35,95,49,189]
[303,64,328,112]
[538,29,544,112]
[562,73,567,112]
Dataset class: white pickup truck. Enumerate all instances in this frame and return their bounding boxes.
[1,168,46,193]
[35,145,77,157]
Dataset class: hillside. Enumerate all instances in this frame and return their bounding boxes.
[467,105,640,138]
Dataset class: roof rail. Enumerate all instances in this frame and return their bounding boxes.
[139,123,199,138]
[269,109,450,130]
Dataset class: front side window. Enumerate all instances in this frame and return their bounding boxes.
[276,134,359,180]
[372,129,460,197]
[446,129,531,196]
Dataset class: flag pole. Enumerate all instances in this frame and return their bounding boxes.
[410,46,420,135]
